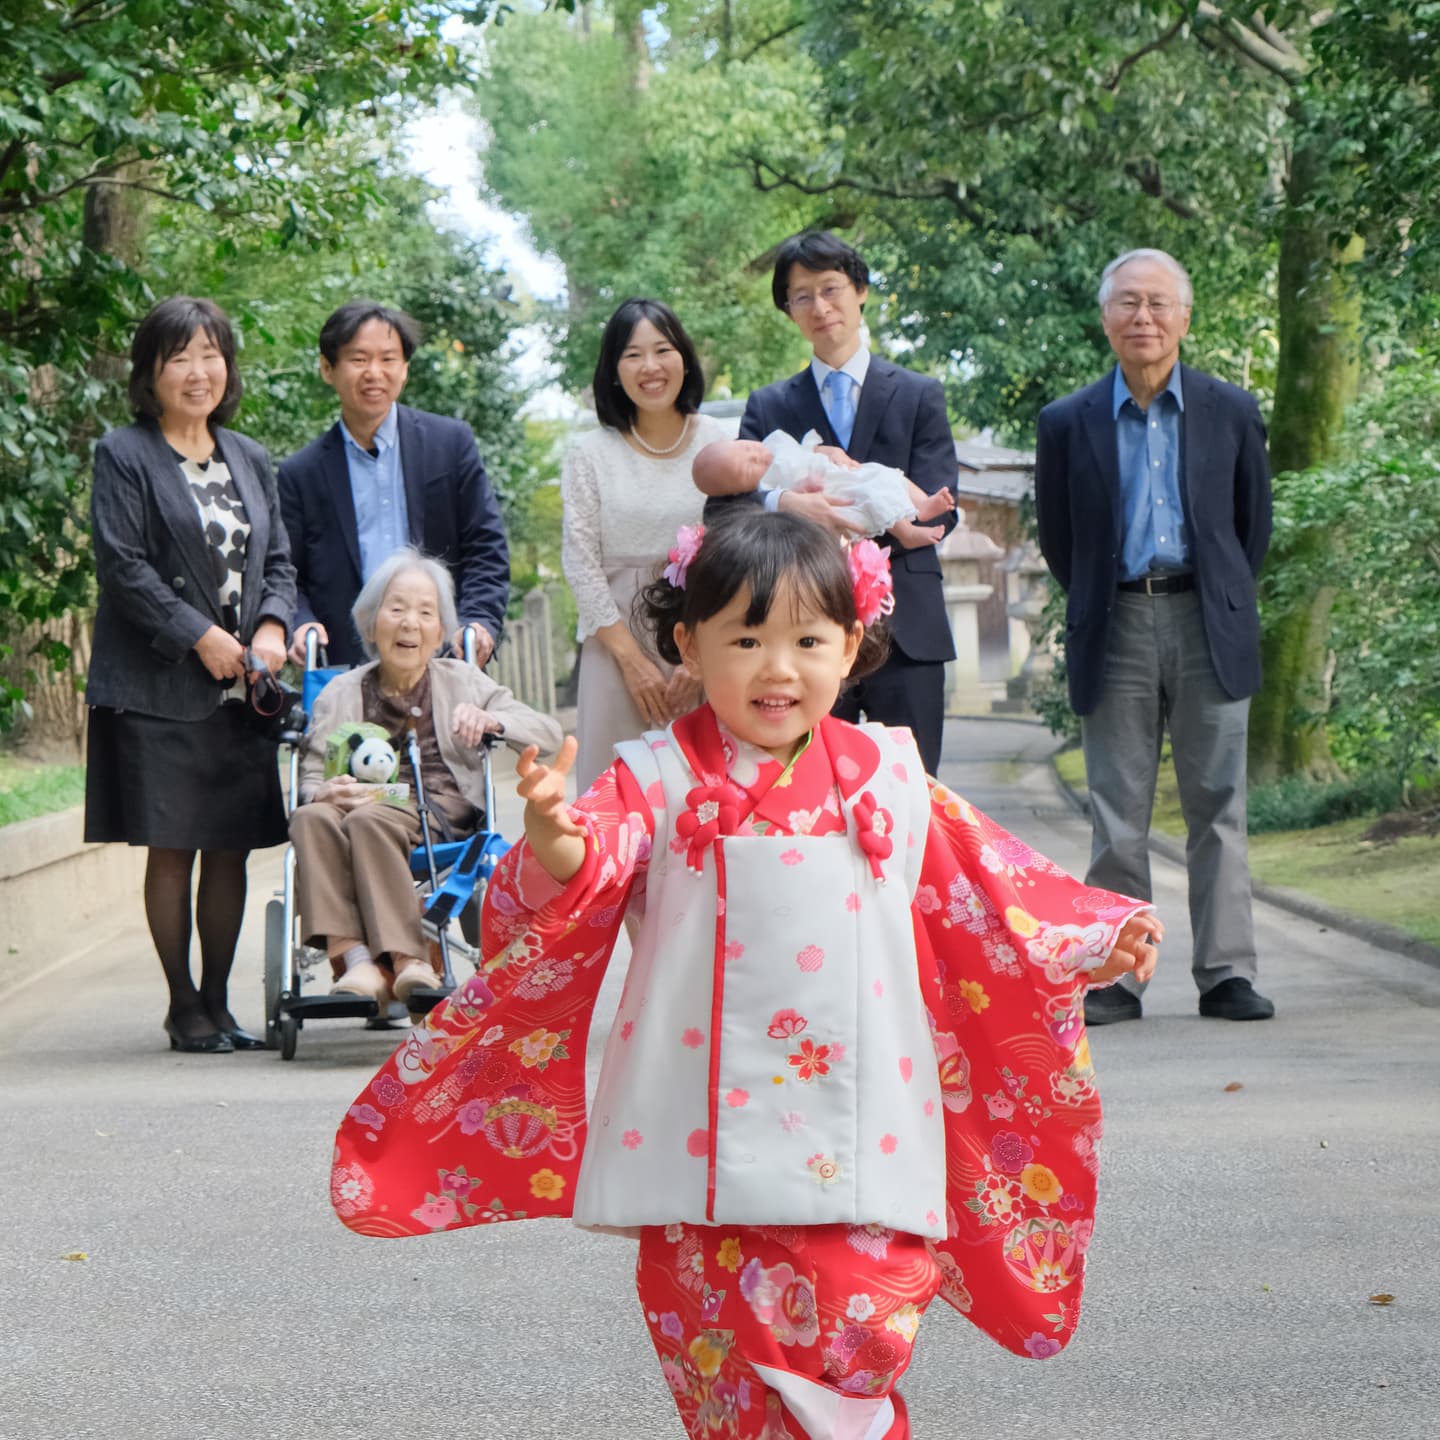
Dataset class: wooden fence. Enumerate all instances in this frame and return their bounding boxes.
[490,586,557,716]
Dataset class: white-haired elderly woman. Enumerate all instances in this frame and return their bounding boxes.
[293,547,564,1005]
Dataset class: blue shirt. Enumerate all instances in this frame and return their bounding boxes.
[1113,365,1188,581]
[341,404,408,580]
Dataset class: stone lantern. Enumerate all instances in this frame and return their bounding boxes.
[937,515,1004,715]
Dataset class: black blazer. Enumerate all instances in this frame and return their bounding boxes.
[87,420,295,721]
[1034,364,1273,716]
[277,404,510,666]
[716,358,958,663]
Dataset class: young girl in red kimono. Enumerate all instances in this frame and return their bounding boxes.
[330,510,1161,1440]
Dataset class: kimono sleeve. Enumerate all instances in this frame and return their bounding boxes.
[329,760,654,1239]
[912,782,1151,1360]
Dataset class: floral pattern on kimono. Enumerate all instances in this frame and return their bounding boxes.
[331,705,1149,1363]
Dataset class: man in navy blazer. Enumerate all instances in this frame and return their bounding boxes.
[714,231,958,774]
[1034,248,1274,1025]
[279,300,509,667]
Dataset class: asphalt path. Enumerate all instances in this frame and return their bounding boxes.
[3,720,1437,1440]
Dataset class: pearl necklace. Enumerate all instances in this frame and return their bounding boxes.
[627,413,693,458]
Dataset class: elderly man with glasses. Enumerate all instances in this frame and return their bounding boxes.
[1034,247,1275,1025]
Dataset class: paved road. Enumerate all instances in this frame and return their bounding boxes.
[3,721,1437,1440]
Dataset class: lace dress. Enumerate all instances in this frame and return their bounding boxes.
[560,414,725,790]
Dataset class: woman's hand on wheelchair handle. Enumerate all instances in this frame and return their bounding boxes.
[452,702,504,748]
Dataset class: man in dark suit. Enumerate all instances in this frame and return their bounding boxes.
[718,230,958,774]
[279,300,509,667]
[1034,248,1274,1025]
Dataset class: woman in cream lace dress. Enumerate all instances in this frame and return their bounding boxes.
[561,299,726,791]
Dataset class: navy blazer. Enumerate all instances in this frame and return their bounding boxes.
[1034,364,1273,716]
[87,420,297,720]
[277,404,510,666]
[713,358,958,664]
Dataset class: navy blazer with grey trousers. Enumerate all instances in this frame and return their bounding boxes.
[88,420,297,721]
[277,405,510,667]
[1034,363,1272,716]
[708,358,958,774]
[1034,363,1274,994]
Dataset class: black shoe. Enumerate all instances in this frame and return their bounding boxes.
[163,1016,235,1053]
[220,1027,264,1050]
[1084,986,1142,1026]
[1199,978,1275,1021]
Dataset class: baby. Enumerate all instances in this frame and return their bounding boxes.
[693,428,955,547]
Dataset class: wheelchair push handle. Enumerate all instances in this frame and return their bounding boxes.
[304,626,328,671]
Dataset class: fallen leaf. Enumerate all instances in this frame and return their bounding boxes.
[1369,1293,1395,1306]
[1223,1081,1244,1092]
[61,1251,87,1262]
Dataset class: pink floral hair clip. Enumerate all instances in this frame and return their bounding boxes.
[847,538,895,627]
[662,522,705,589]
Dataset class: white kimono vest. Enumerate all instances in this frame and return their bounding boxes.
[571,724,948,1238]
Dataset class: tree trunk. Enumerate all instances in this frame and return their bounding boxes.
[1248,125,1363,782]
[4,169,152,752]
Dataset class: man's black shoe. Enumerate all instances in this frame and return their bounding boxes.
[1198,977,1275,1021]
[1084,986,1142,1026]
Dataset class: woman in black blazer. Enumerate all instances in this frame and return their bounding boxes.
[85,298,296,1053]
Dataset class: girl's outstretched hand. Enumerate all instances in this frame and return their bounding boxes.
[1089,911,1164,987]
[516,737,586,883]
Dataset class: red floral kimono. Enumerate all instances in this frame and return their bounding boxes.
[331,708,1147,1438]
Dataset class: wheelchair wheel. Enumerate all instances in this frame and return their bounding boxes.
[278,1012,300,1062]
[263,897,287,1051]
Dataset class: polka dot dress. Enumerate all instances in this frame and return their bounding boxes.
[176,450,250,619]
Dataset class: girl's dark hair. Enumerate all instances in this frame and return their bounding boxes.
[638,509,889,683]
[128,297,242,425]
[593,298,705,432]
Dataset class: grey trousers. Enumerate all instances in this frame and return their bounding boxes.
[1080,591,1258,997]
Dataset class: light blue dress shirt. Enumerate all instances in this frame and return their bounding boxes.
[1113,365,1188,581]
[340,404,408,580]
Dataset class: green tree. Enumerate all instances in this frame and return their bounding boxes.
[476,0,820,393]
[724,0,1438,778]
[0,0,499,730]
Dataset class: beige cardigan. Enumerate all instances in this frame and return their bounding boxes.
[299,658,563,808]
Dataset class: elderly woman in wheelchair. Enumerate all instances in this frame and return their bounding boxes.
[292,547,563,1007]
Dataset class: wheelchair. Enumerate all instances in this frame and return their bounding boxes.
[262,631,510,1060]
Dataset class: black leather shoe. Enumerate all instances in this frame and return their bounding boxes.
[1084,986,1142,1026]
[221,1027,264,1050]
[163,1016,235,1053]
[1199,978,1275,1021]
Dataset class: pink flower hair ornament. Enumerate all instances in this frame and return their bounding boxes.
[847,538,895,627]
[662,522,706,589]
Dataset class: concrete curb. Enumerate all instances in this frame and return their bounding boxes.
[1049,752,1440,972]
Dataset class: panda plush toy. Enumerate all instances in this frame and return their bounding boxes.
[348,732,399,784]
[321,722,406,803]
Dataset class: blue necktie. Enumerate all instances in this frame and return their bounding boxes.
[823,369,856,450]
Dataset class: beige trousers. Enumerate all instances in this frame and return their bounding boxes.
[291,797,471,978]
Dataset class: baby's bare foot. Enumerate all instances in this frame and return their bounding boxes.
[912,487,955,522]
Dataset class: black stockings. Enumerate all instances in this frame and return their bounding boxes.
[144,848,249,1039]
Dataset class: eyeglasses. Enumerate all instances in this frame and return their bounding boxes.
[1104,295,1184,318]
[786,283,851,313]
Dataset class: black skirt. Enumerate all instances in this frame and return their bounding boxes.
[85,703,288,851]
